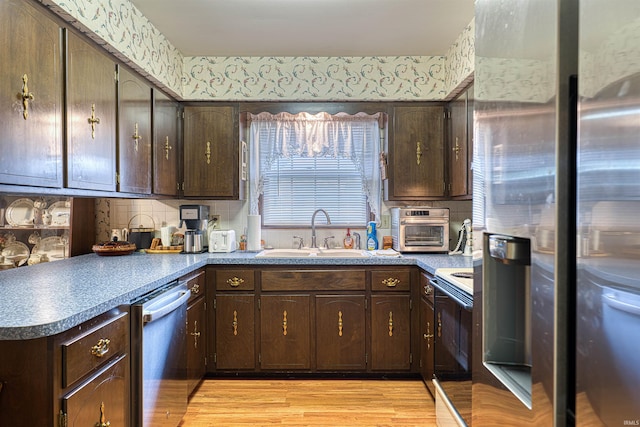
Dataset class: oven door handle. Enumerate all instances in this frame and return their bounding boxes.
[143,289,191,324]
[430,278,473,311]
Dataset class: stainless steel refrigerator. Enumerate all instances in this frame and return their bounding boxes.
[473,0,640,425]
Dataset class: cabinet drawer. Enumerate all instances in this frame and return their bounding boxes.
[371,270,411,292]
[183,269,206,303]
[61,312,128,388]
[261,270,366,291]
[61,353,128,427]
[216,269,255,291]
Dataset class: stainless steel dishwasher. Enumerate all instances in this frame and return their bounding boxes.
[131,281,191,427]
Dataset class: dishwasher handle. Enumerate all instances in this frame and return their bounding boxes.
[143,289,191,324]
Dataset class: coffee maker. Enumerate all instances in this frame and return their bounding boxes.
[179,204,209,253]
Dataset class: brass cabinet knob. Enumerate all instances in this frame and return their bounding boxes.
[227,277,244,287]
[90,338,110,358]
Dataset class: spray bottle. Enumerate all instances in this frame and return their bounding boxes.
[366,221,378,251]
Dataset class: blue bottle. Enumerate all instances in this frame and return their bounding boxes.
[366,221,378,250]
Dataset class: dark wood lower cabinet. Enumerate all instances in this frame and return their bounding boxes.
[316,295,366,371]
[61,354,129,427]
[215,294,256,370]
[260,294,311,370]
[209,266,418,376]
[187,296,206,394]
[0,308,129,426]
[370,294,412,371]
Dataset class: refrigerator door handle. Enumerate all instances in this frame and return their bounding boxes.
[602,292,640,316]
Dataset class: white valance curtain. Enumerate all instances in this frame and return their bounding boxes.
[249,111,382,218]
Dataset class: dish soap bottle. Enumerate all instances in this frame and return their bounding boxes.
[343,228,354,249]
[366,221,378,250]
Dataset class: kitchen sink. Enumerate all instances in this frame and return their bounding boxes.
[255,248,370,258]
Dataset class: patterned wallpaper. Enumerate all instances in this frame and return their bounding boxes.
[445,19,475,99]
[40,0,184,98]
[182,56,448,101]
[39,0,474,101]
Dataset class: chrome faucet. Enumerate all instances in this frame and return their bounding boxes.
[353,232,362,250]
[310,209,331,248]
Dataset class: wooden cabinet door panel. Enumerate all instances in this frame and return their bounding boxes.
[370,295,411,370]
[316,295,366,370]
[153,90,180,196]
[215,294,255,369]
[66,32,116,191]
[187,297,206,394]
[0,0,62,188]
[387,105,445,199]
[183,106,237,197]
[420,297,435,396]
[61,354,129,427]
[118,66,151,194]
[449,93,468,197]
[260,295,311,370]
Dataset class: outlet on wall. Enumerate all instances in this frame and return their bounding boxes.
[380,214,391,229]
[210,215,220,229]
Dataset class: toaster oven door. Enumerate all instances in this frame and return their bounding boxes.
[400,220,449,252]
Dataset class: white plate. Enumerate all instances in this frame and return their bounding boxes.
[1,241,30,263]
[32,236,66,261]
[5,198,34,226]
[48,201,71,226]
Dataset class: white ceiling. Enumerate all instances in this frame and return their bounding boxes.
[129,0,475,57]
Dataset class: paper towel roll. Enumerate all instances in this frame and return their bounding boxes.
[247,214,262,251]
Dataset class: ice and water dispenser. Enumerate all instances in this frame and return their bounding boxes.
[482,233,533,408]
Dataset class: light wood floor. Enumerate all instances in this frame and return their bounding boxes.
[180,378,436,426]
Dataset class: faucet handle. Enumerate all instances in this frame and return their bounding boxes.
[323,236,335,249]
[293,235,305,249]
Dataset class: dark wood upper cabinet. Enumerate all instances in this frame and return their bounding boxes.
[385,105,445,200]
[66,31,117,192]
[449,84,474,199]
[153,90,180,196]
[183,106,244,199]
[117,66,151,194]
[0,0,63,188]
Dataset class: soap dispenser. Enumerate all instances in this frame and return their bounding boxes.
[343,228,354,249]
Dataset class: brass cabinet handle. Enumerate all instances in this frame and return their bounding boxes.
[227,277,244,287]
[453,137,461,161]
[95,402,110,427]
[424,321,434,350]
[164,136,173,160]
[283,310,288,336]
[90,338,110,358]
[232,310,238,336]
[338,310,343,337]
[132,122,142,152]
[388,311,393,337]
[205,141,211,164]
[88,103,101,139]
[21,74,34,120]
[190,320,201,348]
[416,141,422,165]
[191,283,200,295]
[382,277,400,287]
[424,284,433,295]
[437,312,442,338]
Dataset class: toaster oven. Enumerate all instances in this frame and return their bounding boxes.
[390,207,449,253]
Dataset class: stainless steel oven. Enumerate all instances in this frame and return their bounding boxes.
[433,268,473,426]
[391,207,449,253]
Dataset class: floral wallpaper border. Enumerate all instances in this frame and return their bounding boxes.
[38,0,475,101]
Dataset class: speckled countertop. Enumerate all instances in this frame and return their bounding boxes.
[0,251,471,340]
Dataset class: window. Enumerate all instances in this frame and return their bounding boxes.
[249,112,382,227]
